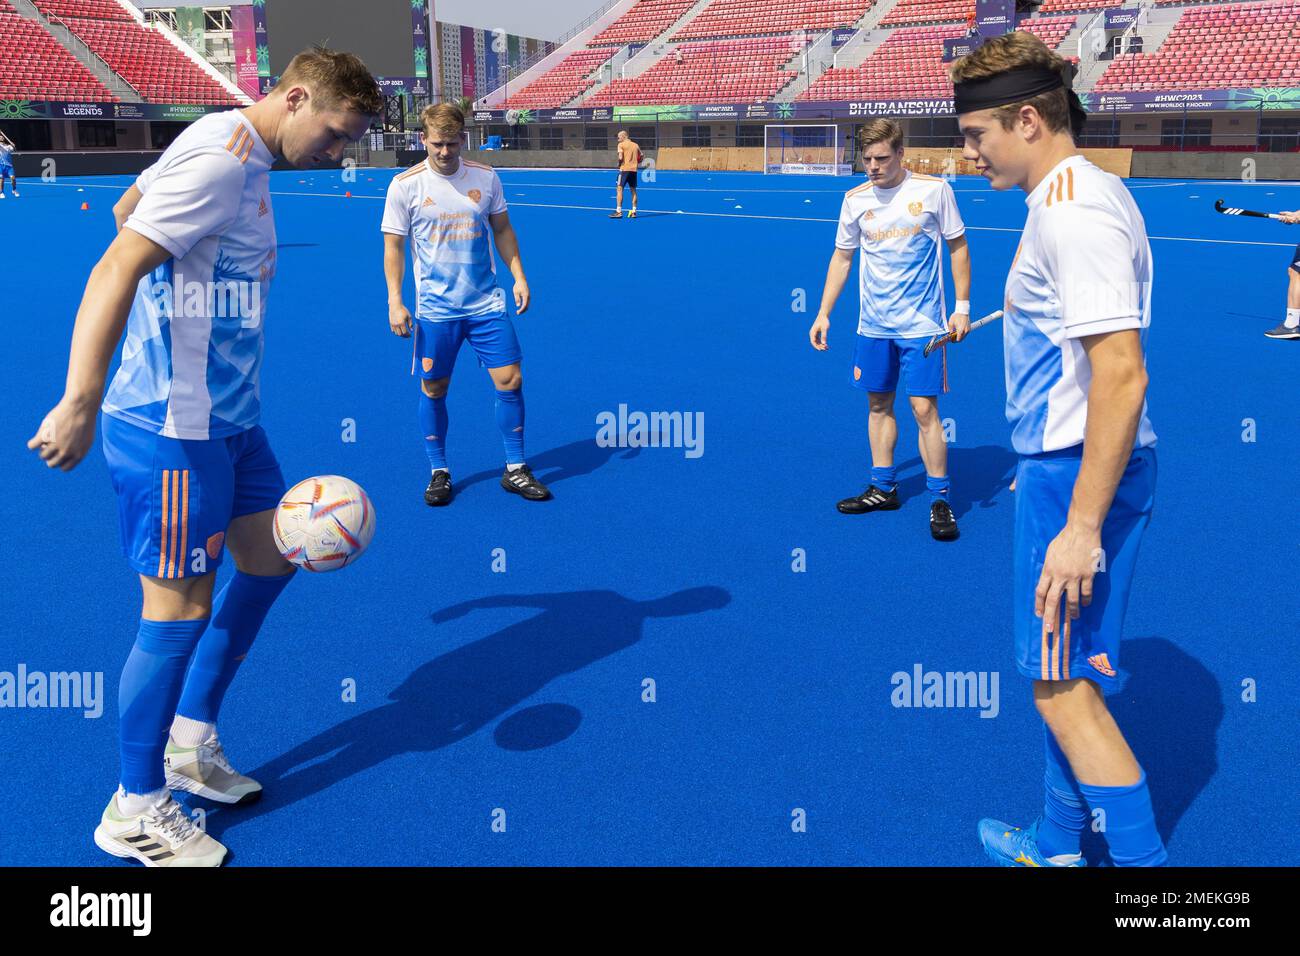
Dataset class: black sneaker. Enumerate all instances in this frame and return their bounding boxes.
[930,499,959,541]
[837,484,900,514]
[1264,322,1300,340]
[424,470,453,506]
[501,464,552,501]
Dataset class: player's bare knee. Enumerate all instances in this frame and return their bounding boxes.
[227,509,296,576]
[140,574,214,621]
[421,377,449,398]
[910,398,939,427]
[867,393,894,415]
[491,367,522,391]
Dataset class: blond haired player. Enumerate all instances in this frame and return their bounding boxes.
[610,129,642,219]
[27,49,383,866]
[383,104,548,505]
[809,119,972,541]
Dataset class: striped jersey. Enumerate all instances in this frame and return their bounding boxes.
[1004,155,1157,456]
[381,158,508,320]
[835,171,966,339]
[103,109,276,441]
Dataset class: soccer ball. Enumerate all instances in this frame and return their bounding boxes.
[273,476,376,572]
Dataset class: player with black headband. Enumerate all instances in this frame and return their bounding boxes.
[951,32,1166,867]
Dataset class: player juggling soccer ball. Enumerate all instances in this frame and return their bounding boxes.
[384,103,549,505]
[951,32,1166,867]
[27,48,383,866]
[0,129,18,199]
[809,119,972,541]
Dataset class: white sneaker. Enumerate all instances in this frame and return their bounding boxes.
[165,734,262,804]
[94,790,227,867]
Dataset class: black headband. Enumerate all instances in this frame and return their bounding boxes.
[953,65,1088,135]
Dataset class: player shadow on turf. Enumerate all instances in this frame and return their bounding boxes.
[893,444,1018,518]
[451,437,643,494]
[1080,637,1222,863]
[217,586,730,833]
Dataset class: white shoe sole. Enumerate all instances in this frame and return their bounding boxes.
[166,768,262,805]
[93,824,227,867]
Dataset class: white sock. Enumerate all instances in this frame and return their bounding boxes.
[1046,851,1083,866]
[170,714,216,748]
[1285,308,1299,329]
[431,466,449,476]
[117,785,169,816]
[507,462,526,472]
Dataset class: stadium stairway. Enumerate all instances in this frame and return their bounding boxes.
[577,0,717,105]
[478,0,636,108]
[1073,4,1184,91]
[8,0,141,101]
[774,1,901,101]
[141,6,252,104]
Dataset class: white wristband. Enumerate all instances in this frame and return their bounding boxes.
[955,300,970,315]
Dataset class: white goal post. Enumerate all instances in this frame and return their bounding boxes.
[764,124,853,175]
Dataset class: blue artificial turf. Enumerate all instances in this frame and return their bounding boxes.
[0,164,1296,865]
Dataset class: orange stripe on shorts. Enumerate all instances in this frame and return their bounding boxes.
[167,469,180,579]
[178,470,190,578]
[157,469,170,578]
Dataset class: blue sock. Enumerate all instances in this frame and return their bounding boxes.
[176,570,293,724]
[1038,728,1087,858]
[119,618,209,794]
[926,474,951,502]
[1078,772,1168,866]
[495,387,525,465]
[419,391,449,471]
[871,465,896,491]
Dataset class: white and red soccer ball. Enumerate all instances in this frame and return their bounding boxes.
[273,476,375,572]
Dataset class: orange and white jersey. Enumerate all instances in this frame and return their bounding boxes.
[835,171,965,339]
[381,157,509,320]
[1004,155,1157,455]
[104,110,276,440]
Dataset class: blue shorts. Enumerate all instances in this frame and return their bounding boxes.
[618,170,638,189]
[102,415,287,579]
[1014,446,1156,693]
[851,334,947,396]
[0,163,13,179]
[412,313,521,380]
[1290,244,1300,272]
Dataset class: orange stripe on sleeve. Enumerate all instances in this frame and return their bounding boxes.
[167,470,180,579]
[224,127,242,152]
[157,470,170,578]
[178,470,190,578]
[1066,166,1074,201]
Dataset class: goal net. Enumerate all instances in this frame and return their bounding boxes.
[764,124,851,175]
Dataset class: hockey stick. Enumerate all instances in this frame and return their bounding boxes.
[1214,198,1284,220]
[923,309,1004,358]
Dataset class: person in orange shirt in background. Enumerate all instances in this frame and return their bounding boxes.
[610,130,641,219]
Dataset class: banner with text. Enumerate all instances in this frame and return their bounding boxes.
[231,5,261,101]
[1104,8,1141,30]
[976,0,1017,38]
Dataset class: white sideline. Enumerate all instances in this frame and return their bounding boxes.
[26,180,1297,247]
